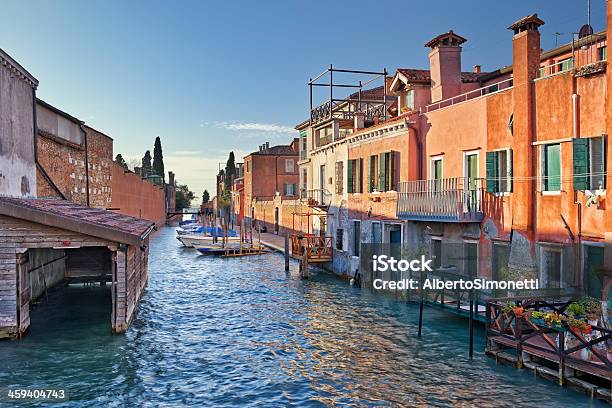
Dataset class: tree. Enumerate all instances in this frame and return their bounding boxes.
[114,154,128,169]
[141,150,152,177]
[202,189,210,204]
[224,151,236,191]
[152,136,165,179]
[175,184,195,211]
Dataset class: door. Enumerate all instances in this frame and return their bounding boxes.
[465,242,478,278]
[586,246,604,299]
[274,207,279,234]
[465,153,479,212]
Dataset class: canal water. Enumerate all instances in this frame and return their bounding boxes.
[0,227,604,407]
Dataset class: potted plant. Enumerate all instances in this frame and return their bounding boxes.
[512,305,524,317]
[566,302,586,319]
[530,310,547,326]
[543,312,565,331]
[579,297,601,323]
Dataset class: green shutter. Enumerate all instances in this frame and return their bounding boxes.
[545,144,561,191]
[347,160,354,194]
[486,151,498,193]
[507,149,513,192]
[590,136,606,190]
[368,156,375,192]
[378,152,386,192]
[389,151,397,190]
[358,158,364,193]
[573,138,589,190]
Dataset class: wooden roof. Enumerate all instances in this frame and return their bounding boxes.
[0,197,154,246]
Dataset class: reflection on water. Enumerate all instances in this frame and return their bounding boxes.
[0,227,603,407]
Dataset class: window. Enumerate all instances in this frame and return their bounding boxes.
[371,222,382,244]
[347,158,363,193]
[368,155,378,192]
[464,242,478,278]
[486,149,513,193]
[492,243,510,281]
[559,58,573,73]
[335,161,344,194]
[285,159,295,173]
[541,247,562,288]
[541,143,561,192]
[283,183,296,196]
[573,136,606,190]
[431,156,443,180]
[300,131,307,160]
[599,46,607,61]
[377,151,397,192]
[302,168,307,196]
[402,90,415,111]
[246,161,250,172]
[353,221,361,257]
[336,229,344,250]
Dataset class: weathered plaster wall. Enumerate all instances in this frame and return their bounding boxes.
[0,51,37,198]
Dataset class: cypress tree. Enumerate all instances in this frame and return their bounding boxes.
[142,150,152,177]
[153,136,165,179]
[224,151,236,191]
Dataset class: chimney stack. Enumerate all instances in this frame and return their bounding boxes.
[473,65,481,73]
[426,30,467,102]
[509,14,544,233]
[265,141,270,150]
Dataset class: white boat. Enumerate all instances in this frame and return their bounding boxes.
[177,234,242,248]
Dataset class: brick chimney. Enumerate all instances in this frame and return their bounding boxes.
[426,30,467,102]
[510,14,544,233]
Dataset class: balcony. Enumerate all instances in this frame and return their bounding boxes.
[301,188,332,208]
[397,177,483,222]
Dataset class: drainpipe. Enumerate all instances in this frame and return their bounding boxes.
[80,124,90,207]
[571,77,583,290]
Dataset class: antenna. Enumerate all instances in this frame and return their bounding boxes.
[587,0,591,27]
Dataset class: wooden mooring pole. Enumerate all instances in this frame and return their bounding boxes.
[418,270,424,337]
[469,291,474,358]
[284,233,289,271]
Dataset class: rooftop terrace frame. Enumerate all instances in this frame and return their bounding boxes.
[308,65,389,126]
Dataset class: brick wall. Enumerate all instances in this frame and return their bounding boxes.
[110,163,166,225]
[84,126,113,208]
[36,134,88,204]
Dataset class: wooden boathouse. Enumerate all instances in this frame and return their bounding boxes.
[0,197,155,339]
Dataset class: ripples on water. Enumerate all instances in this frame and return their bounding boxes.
[0,227,604,407]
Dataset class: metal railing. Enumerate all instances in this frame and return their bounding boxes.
[300,188,332,207]
[422,78,514,113]
[397,177,484,222]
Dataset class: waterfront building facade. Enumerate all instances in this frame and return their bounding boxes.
[243,140,302,235]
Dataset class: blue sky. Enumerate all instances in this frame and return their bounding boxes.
[1,0,605,196]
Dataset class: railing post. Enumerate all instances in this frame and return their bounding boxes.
[558,330,565,385]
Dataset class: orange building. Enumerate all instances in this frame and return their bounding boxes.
[243,140,301,234]
[385,14,610,300]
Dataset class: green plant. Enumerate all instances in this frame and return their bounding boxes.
[531,311,546,320]
[544,312,563,326]
[566,302,586,318]
[578,297,601,318]
[564,316,589,331]
[502,301,516,314]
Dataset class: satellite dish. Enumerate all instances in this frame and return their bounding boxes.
[578,24,594,38]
